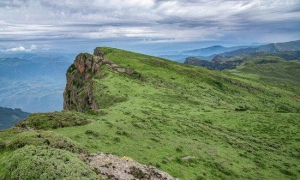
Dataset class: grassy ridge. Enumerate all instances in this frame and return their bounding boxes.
[1,47,299,179]
[233,60,300,86]
[56,47,300,179]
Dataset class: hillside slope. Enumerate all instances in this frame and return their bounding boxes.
[1,47,299,180]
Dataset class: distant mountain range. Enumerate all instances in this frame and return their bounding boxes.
[0,106,30,130]
[181,45,248,56]
[218,40,300,57]
[160,39,300,62]
[184,50,300,71]
[0,53,75,112]
[159,45,246,61]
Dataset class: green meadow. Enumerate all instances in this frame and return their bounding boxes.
[1,47,299,179]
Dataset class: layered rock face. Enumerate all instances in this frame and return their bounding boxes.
[63,48,104,112]
[63,47,140,112]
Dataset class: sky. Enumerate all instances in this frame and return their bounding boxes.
[0,0,300,54]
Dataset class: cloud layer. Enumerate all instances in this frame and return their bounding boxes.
[0,0,300,51]
[1,44,37,52]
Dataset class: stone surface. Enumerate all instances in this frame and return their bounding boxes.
[63,52,103,112]
[94,47,104,57]
[79,153,178,180]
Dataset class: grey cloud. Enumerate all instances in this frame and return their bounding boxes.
[0,0,299,48]
[0,0,30,7]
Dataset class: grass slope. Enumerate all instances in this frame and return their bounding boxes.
[1,47,300,179]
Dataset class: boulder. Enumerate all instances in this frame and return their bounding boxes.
[79,153,178,180]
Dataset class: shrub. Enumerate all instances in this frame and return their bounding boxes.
[214,81,225,90]
[113,137,121,142]
[67,64,76,73]
[235,105,249,111]
[7,131,87,153]
[15,111,91,130]
[1,145,99,180]
[176,146,183,152]
[0,139,5,150]
[280,169,296,176]
[116,130,130,137]
[85,130,99,137]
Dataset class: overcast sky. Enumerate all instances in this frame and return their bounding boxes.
[1,0,300,54]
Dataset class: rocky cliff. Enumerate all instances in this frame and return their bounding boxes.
[63,49,101,112]
[63,47,139,112]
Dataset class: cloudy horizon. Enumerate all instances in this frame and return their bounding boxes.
[1,0,300,54]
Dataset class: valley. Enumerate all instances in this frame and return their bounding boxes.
[0,53,74,112]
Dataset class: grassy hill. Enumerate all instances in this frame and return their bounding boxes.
[1,47,299,179]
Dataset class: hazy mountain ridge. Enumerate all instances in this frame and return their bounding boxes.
[0,106,30,130]
[184,50,300,71]
[181,45,248,56]
[218,39,300,57]
[159,45,248,61]
[162,39,300,62]
[0,53,74,112]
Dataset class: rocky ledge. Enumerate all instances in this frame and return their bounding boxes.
[79,153,178,180]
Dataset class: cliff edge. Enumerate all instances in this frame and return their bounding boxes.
[63,47,139,112]
[63,48,103,112]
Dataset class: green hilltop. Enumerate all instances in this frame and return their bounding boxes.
[0,47,299,179]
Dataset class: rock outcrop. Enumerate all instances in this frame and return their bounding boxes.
[63,52,102,112]
[79,153,178,180]
[63,47,141,112]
